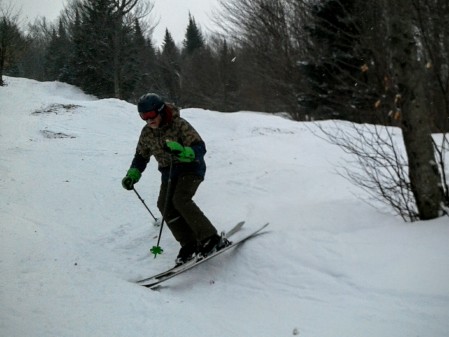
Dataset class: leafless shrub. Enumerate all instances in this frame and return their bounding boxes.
[315,121,419,221]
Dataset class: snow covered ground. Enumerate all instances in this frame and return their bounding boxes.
[1,76,448,337]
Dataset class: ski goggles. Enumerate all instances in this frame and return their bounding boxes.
[140,110,159,120]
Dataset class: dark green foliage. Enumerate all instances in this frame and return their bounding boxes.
[59,0,142,99]
[129,19,160,102]
[181,46,219,108]
[0,14,26,85]
[182,14,204,56]
[158,29,181,102]
[9,0,448,130]
[216,39,239,111]
[73,0,115,97]
[180,14,219,108]
[45,20,71,82]
[300,0,370,121]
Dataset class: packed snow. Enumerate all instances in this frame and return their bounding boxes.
[1,76,448,337]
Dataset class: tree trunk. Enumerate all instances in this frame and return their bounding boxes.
[113,26,121,99]
[0,46,4,86]
[386,1,444,219]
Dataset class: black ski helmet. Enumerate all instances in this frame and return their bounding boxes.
[137,93,165,113]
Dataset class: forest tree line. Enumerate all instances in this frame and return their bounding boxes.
[1,0,448,130]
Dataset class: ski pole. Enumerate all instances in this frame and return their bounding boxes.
[150,156,174,258]
[133,187,158,222]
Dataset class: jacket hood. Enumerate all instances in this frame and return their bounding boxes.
[161,103,180,126]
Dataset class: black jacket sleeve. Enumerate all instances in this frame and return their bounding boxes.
[131,151,149,172]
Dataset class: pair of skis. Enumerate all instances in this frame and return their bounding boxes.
[135,221,269,288]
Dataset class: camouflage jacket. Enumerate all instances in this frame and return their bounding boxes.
[130,104,206,181]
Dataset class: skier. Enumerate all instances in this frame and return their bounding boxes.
[122,93,229,265]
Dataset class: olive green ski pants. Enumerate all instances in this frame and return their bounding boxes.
[157,175,217,247]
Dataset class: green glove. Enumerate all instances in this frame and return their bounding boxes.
[121,168,141,190]
[165,141,195,163]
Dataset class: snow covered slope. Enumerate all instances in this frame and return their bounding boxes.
[1,76,448,337]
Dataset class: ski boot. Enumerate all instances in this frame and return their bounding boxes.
[175,243,198,266]
[198,232,232,258]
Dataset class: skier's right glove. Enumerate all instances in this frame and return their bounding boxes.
[121,168,141,190]
[164,141,195,163]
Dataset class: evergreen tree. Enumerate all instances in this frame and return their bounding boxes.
[67,8,82,87]
[300,0,370,121]
[216,39,239,111]
[131,18,159,101]
[74,0,115,97]
[180,14,221,108]
[117,18,144,100]
[17,18,50,81]
[180,45,219,108]
[182,14,204,56]
[45,20,71,81]
[0,11,26,85]
[72,0,140,99]
[158,29,181,102]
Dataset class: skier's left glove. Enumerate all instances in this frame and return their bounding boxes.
[121,168,141,190]
[164,141,195,163]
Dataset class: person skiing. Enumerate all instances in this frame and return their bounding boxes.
[122,93,229,265]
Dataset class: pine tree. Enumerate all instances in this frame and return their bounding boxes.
[45,20,71,81]
[217,39,239,111]
[72,0,140,99]
[182,14,204,56]
[180,14,221,108]
[0,12,26,85]
[158,29,181,102]
[300,0,369,121]
[131,18,159,100]
[74,0,114,97]
[181,44,219,108]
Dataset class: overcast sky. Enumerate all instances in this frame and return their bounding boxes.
[15,0,220,46]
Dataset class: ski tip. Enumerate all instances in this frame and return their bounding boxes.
[261,222,270,231]
[235,221,245,229]
[224,221,245,238]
